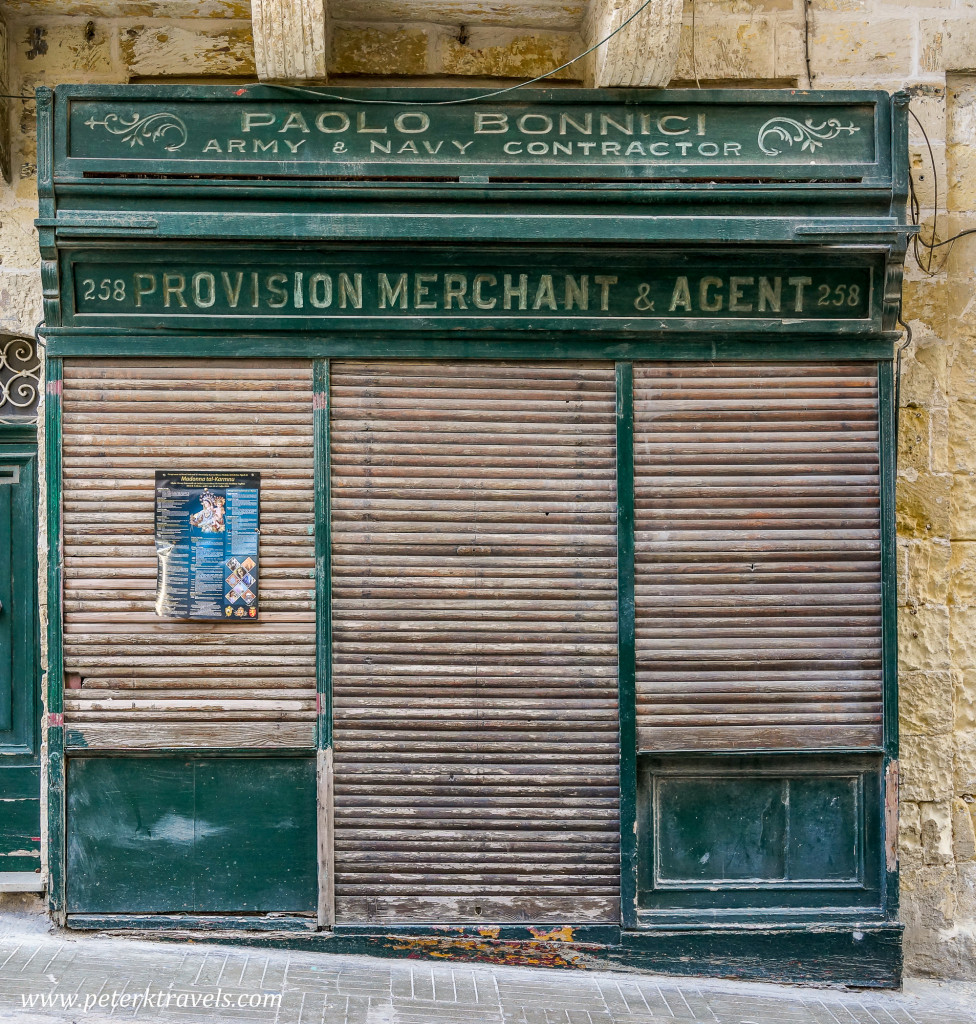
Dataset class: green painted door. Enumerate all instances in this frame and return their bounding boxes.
[0,449,40,884]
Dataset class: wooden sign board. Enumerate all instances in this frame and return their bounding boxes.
[52,86,891,183]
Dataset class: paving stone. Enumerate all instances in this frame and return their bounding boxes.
[1,922,976,1024]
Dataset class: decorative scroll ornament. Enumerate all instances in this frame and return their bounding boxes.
[757,117,861,157]
[0,335,41,422]
[84,111,187,152]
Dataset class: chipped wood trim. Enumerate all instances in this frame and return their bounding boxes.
[583,0,683,88]
[252,0,330,82]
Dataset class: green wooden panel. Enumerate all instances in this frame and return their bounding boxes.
[0,452,38,755]
[657,778,788,883]
[66,757,316,913]
[67,758,194,912]
[789,777,860,881]
[638,755,882,916]
[0,448,40,872]
[53,87,891,183]
[656,776,859,885]
[193,760,317,912]
[42,331,902,362]
[61,249,881,334]
[0,767,41,872]
[0,479,12,736]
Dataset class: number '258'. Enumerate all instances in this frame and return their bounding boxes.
[81,278,125,301]
[817,283,860,307]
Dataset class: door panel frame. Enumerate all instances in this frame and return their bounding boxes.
[0,439,41,880]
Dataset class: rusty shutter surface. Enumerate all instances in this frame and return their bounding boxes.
[330,361,620,924]
[61,360,316,749]
[633,363,882,752]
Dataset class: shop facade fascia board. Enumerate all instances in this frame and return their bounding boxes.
[36,84,911,986]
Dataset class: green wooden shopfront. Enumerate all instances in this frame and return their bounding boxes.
[32,84,911,984]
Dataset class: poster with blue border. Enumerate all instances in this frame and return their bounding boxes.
[154,471,260,620]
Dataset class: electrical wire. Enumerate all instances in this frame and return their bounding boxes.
[691,0,701,90]
[803,0,814,89]
[894,313,913,473]
[1,93,34,100]
[907,106,976,275]
[265,0,658,106]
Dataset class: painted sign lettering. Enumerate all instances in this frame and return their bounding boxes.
[61,89,883,180]
[71,259,873,324]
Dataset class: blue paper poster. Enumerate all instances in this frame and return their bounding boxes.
[154,471,260,620]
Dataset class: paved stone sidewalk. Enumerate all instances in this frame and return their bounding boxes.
[1,913,975,1024]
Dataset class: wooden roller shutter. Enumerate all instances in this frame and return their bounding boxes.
[633,363,882,752]
[330,361,620,924]
[61,360,316,750]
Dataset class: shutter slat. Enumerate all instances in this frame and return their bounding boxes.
[331,360,620,925]
[633,362,883,752]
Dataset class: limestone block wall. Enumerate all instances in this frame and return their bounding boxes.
[1,0,976,980]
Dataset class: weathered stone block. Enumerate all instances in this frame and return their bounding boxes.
[439,27,578,80]
[950,607,976,671]
[904,538,951,606]
[949,333,976,397]
[809,0,868,11]
[951,475,976,540]
[898,474,951,539]
[331,23,430,76]
[949,400,976,473]
[910,143,946,216]
[674,16,775,81]
[919,800,955,866]
[909,86,948,146]
[772,19,806,80]
[953,797,976,861]
[899,604,951,672]
[956,670,976,751]
[919,18,946,76]
[899,405,932,475]
[16,21,114,82]
[0,268,43,339]
[901,863,958,929]
[956,730,976,794]
[0,15,9,184]
[332,0,583,30]
[0,204,41,272]
[949,542,976,603]
[943,18,976,72]
[809,18,913,78]
[900,670,954,736]
[901,732,954,804]
[696,0,796,11]
[946,144,976,212]
[902,277,948,339]
[899,338,950,420]
[2,2,252,14]
[931,406,950,475]
[120,23,255,77]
